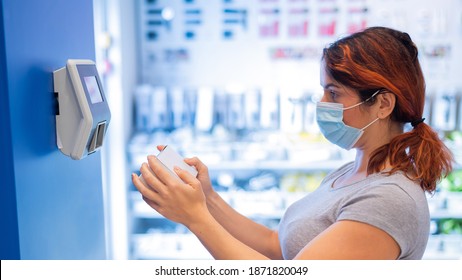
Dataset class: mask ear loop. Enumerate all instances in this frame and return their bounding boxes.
[359,89,383,130]
[360,117,380,131]
[345,89,382,131]
[343,89,382,110]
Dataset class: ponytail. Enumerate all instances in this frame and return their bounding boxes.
[368,122,453,193]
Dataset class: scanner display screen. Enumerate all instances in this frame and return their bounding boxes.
[84,76,103,104]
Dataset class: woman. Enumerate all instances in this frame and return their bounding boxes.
[132,27,453,259]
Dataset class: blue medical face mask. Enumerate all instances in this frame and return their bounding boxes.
[316,90,380,150]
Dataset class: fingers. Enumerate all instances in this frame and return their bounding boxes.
[157,145,166,152]
[139,162,165,191]
[141,151,204,191]
[146,155,185,187]
[184,157,209,174]
[173,166,201,189]
[142,195,161,212]
[131,173,161,203]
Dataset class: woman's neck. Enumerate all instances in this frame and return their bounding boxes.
[352,120,403,175]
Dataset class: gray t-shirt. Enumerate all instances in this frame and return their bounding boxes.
[278,162,430,259]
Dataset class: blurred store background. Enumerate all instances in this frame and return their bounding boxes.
[92,0,462,260]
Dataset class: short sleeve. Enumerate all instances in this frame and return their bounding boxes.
[337,184,420,258]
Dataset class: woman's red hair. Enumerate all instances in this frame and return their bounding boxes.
[322,26,453,193]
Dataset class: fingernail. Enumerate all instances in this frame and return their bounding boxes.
[173,166,181,172]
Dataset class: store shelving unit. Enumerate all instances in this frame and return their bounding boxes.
[120,0,462,261]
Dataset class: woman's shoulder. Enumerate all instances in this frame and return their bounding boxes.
[361,171,428,211]
[372,171,424,194]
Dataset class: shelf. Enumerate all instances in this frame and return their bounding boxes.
[130,158,349,173]
[423,235,462,260]
[130,190,301,220]
[128,135,352,173]
[206,159,348,172]
[430,210,462,220]
[132,233,212,260]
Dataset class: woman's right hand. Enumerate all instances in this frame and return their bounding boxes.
[156,145,215,198]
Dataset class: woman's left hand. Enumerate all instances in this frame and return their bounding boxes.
[131,155,208,227]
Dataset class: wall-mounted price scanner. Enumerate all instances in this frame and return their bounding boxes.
[53,59,111,160]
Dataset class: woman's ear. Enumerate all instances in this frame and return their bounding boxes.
[376,91,396,119]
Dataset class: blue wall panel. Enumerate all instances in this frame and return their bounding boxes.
[1,0,106,259]
[0,1,20,260]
